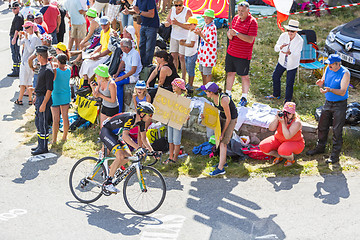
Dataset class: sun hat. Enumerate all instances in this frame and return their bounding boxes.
[124,26,136,41]
[202,9,215,19]
[94,64,110,78]
[284,19,302,32]
[200,82,219,93]
[23,21,35,28]
[35,12,43,18]
[53,42,67,52]
[135,80,146,89]
[50,0,58,6]
[325,54,341,64]
[86,8,97,18]
[40,33,53,42]
[171,78,186,90]
[283,102,296,114]
[100,16,110,25]
[186,16,198,25]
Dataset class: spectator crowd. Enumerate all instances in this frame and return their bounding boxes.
[7,0,351,175]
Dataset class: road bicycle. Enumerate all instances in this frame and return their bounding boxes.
[69,145,166,215]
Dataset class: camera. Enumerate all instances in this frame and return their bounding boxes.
[133,14,142,24]
[278,111,284,118]
[117,0,131,11]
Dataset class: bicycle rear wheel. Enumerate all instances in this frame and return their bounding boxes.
[69,157,106,203]
[123,166,166,215]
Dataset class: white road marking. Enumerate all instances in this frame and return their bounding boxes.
[27,153,57,162]
[141,215,186,240]
[0,209,27,222]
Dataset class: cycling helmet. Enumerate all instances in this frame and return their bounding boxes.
[136,102,155,115]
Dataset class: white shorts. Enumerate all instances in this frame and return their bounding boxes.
[79,56,109,79]
[107,4,122,22]
[19,62,34,86]
[93,2,109,15]
[169,38,186,55]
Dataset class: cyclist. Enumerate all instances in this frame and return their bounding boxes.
[100,101,158,193]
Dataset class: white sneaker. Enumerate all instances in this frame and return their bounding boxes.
[104,183,120,194]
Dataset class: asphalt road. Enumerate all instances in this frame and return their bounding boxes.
[1,2,360,239]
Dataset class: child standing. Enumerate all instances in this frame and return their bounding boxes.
[163,78,187,164]
[132,80,151,147]
[51,54,71,144]
[194,9,217,85]
[180,16,199,88]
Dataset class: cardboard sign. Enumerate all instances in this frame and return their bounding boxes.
[202,102,221,147]
[76,96,98,124]
[152,88,191,130]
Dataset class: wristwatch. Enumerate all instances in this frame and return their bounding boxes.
[139,10,142,15]
[236,32,239,36]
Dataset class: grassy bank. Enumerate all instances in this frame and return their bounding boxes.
[21,7,360,178]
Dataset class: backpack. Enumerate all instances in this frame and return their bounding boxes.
[241,144,272,161]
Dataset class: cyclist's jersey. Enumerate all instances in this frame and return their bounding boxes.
[103,112,146,135]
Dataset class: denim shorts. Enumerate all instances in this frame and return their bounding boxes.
[185,53,197,77]
[167,126,183,145]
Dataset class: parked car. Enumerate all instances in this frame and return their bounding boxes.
[324,17,360,79]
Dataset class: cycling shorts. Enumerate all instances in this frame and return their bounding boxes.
[100,127,129,154]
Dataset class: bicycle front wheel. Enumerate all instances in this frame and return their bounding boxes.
[69,157,106,203]
[123,166,166,215]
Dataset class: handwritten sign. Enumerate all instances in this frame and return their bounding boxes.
[152,88,191,130]
[202,102,221,147]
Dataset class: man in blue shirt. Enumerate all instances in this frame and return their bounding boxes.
[133,0,160,67]
[306,54,350,164]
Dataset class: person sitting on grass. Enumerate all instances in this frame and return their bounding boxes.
[259,102,305,167]
[201,82,238,176]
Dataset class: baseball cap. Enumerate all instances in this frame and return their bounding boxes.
[283,102,296,114]
[27,14,35,21]
[35,12,43,18]
[36,45,49,53]
[100,16,110,25]
[200,82,219,93]
[12,2,20,8]
[171,78,186,90]
[325,54,341,64]
[186,17,198,25]
[124,26,136,41]
[53,42,67,52]
[135,80,146,89]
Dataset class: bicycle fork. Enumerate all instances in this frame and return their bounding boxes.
[135,164,147,192]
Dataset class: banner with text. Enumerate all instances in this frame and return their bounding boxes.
[76,96,98,124]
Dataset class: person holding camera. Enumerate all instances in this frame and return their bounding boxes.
[259,102,305,167]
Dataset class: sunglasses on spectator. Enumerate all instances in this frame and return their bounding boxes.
[284,111,291,115]
[287,30,296,33]
[25,26,31,30]
[174,4,183,7]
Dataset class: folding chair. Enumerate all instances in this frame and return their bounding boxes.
[298,30,326,82]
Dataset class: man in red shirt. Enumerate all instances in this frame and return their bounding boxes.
[226,2,258,106]
[40,0,60,44]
